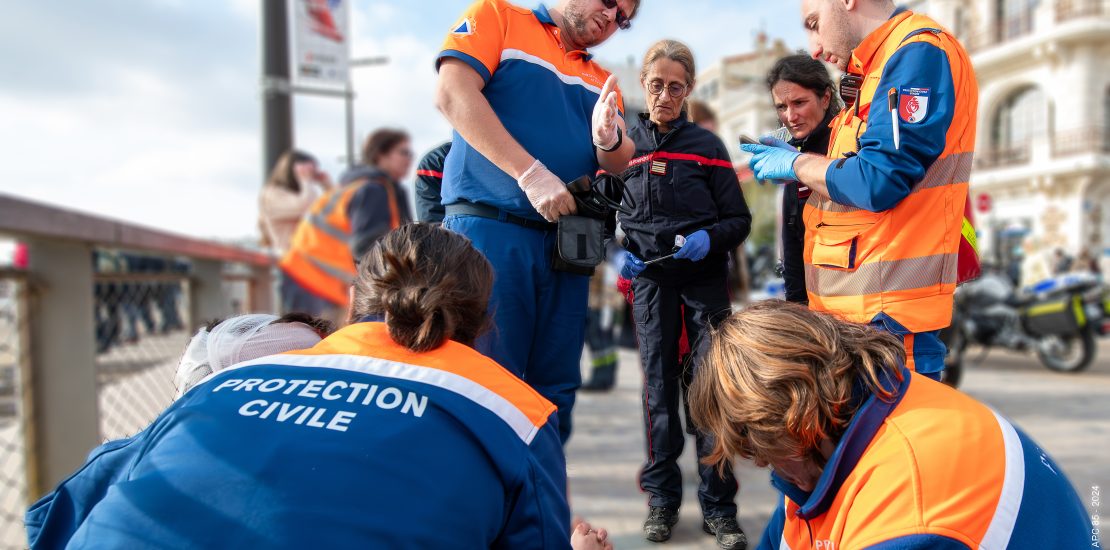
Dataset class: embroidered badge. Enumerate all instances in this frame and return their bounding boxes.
[452,18,475,35]
[650,159,667,176]
[898,87,930,123]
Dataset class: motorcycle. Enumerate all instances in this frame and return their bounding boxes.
[944,271,1102,385]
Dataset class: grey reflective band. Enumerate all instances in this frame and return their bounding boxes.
[309,213,352,242]
[912,151,973,193]
[306,255,355,282]
[805,252,958,297]
[807,151,972,213]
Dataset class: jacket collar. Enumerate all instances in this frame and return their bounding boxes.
[637,111,691,132]
[339,164,391,186]
[771,364,912,520]
[846,6,912,74]
[533,4,594,61]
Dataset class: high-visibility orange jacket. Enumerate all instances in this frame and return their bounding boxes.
[759,368,1090,549]
[804,8,977,333]
[280,173,402,306]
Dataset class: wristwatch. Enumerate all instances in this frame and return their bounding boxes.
[597,127,623,153]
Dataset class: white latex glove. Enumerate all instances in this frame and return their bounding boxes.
[517,159,577,222]
[591,75,620,150]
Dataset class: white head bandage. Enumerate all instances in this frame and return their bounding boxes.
[174,314,323,397]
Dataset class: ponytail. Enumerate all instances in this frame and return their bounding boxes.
[352,224,492,352]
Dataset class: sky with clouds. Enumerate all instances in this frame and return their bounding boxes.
[0,0,805,241]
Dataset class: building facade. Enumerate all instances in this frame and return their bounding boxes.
[917,0,1110,269]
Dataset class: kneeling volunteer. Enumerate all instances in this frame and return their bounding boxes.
[691,301,1091,549]
[27,223,612,550]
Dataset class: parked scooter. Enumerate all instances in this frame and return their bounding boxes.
[945,271,1102,383]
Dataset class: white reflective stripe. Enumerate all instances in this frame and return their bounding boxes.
[500,49,603,95]
[197,353,543,444]
[980,410,1025,550]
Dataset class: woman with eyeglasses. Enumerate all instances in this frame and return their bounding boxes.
[613,39,752,549]
[278,128,414,324]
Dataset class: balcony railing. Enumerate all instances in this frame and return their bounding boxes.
[1056,0,1109,22]
[976,143,1032,169]
[964,12,1035,53]
[1053,126,1110,157]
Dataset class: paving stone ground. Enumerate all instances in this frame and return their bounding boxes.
[566,337,1110,549]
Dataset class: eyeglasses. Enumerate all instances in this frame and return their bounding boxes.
[646,80,689,98]
[600,0,632,30]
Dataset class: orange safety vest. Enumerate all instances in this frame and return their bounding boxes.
[804,11,978,333]
[280,177,402,306]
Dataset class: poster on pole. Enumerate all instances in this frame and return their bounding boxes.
[289,0,350,87]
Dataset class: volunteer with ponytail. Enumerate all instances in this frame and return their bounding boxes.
[28,224,612,550]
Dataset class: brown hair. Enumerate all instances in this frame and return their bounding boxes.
[689,301,905,472]
[640,39,697,86]
[766,54,842,122]
[361,128,410,167]
[351,223,493,352]
[687,99,717,126]
[265,149,317,193]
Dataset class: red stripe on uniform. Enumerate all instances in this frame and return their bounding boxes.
[416,169,444,178]
[628,151,733,169]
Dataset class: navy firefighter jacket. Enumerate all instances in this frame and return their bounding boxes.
[617,113,752,285]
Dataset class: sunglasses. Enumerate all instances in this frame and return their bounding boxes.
[600,0,631,30]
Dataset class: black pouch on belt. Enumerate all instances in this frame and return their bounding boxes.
[551,174,632,276]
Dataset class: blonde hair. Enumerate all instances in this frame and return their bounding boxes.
[689,301,905,471]
[640,39,697,86]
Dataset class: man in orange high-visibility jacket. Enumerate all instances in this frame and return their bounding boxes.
[742,0,978,379]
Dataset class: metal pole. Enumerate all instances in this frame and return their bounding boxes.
[345,86,356,168]
[345,56,388,168]
[262,0,293,182]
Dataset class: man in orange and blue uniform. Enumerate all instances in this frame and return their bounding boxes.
[742,0,977,380]
[435,0,637,442]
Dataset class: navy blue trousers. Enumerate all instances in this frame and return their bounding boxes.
[444,214,589,444]
[632,274,738,517]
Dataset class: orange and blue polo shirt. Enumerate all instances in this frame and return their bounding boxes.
[759,367,1090,549]
[437,0,624,221]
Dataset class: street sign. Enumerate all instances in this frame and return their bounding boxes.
[289,0,350,87]
[976,193,992,214]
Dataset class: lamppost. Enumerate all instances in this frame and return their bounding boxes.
[344,56,389,167]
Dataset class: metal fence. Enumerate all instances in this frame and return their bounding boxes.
[94,271,193,441]
[0,273,30,549]
[0,193,275,548]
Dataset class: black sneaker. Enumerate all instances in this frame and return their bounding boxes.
[703,516,748,550]
[643,506,679,543]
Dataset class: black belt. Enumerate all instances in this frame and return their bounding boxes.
[445,202,556,231]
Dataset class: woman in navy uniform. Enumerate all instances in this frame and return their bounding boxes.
[615,39,751,549]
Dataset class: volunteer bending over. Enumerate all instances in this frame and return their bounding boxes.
[690,301,1091,549]
[27,224,612,550]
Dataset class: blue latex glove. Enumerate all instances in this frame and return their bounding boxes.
[740,142,801,182]
[674,230,711,262]
[620,251,646,279]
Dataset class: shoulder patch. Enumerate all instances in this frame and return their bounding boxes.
[452,18,475,35]
[898,86,930,123]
